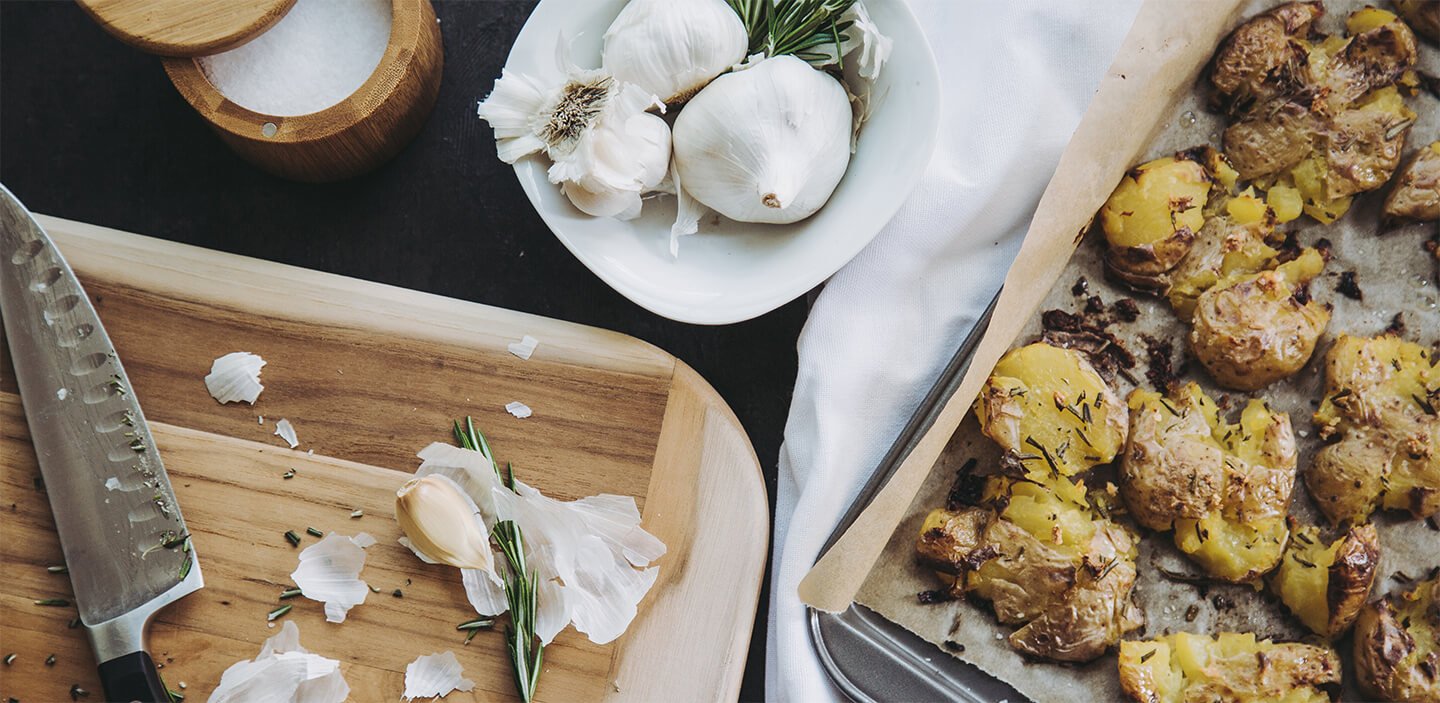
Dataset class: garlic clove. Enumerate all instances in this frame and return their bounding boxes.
[562,180,642,219]
[395,474,498,575]
[673,55,853,224]
[602,0,748,105]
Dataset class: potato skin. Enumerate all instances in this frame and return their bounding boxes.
[1273,523,1379,638]
[1215,5,1417,221]
[1384,143,1440,225]
[1308,334,1440,524]
[1100,154,1213,288]
[1119,632,1341,703]
[1325,523,1380,636]
[1121,384,1297,582]
[1353,575,1440,702]
[915,475,1144,663]
[1223,104,1315,181]
[1210,2,1323,114]
[1119,396,1225,531]
[1190,254,1330,391]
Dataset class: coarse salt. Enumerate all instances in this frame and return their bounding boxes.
[197,0,392,117]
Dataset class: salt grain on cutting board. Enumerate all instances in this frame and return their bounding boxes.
[197,0,392,117]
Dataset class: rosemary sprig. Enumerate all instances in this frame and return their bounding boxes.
[454,417,543,703]
[725,0,857,67]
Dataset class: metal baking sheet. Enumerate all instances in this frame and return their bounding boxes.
[811,0,1440,699]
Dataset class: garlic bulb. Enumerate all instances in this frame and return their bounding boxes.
[672,55,853,224]
[395,474,498,575]
[602,0,748,105]
[476,38,670,220]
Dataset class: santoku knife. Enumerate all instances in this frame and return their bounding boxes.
[0,185,202,702]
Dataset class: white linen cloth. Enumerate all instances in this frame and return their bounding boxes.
[766,1,1142,700]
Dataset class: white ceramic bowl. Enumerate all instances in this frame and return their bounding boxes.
[505,0,940,325]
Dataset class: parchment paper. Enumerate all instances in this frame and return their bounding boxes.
[834,0,1440,700]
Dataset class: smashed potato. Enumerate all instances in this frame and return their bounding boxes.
[974,343,1128,478]
[1121,383,1296,581]
[1395,0,1440,42]
[1166,190,1283,319]
[916,471,1142,662]
[1353,573,1440,702]
[1308,334,1440,524]
[1210,2,1324,115]
[1118,632,1341,703]
[1214,4,1418,224]
[1272,522,1379,638]
[1384,142,1440,225]
[1100,152,1218,288]
[1190,248,1330,391]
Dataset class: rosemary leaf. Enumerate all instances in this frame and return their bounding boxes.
[455,417,544,703]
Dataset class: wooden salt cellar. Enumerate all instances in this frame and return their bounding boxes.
[79,0,444,182]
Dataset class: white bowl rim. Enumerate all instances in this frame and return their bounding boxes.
[502,0,941,325]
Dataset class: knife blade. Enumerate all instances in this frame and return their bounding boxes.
[0,185,201,702]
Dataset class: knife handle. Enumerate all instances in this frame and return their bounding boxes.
[98,650,170,702]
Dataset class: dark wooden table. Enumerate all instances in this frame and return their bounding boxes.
[0,2,800,699]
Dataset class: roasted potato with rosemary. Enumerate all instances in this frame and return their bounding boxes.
[1308,334,1440,524]
[1100,151,1228,289]
[1190,248,1330,391]
[1272,522,1380,638]
[1353,572,1440,702]
[1118,632,1341,703]
[1209,2,1324,115]
[1166,189,1283,319]
[1384,142,1440,225]
[1121,383,1297,582]
[1395,0,1440,42]
[1216,5,1418,224]
[974,343,1128,478]
[916,471,1142,662]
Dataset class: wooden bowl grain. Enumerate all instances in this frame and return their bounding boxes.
[162,0,443,182]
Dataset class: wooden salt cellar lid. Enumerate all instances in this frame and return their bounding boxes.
[76,0,297,57]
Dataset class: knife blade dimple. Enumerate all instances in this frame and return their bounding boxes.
[1,186,201,627]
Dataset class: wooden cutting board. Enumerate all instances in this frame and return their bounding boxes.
[0,216,769,702]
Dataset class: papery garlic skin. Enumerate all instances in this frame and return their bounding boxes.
[210,622,349,703]
[204,351,265,404]
[403,651,475,701]
[673,55,852,224]
[396,474,499,577]
[476,37,670,221]
[602,0,748,105]
[413,442,667,645]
